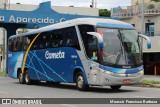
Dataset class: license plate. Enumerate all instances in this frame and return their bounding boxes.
[123,79,131,84]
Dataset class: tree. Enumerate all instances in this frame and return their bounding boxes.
[152,0,160,1]
[99,9,111,17]
[148,4,155,9]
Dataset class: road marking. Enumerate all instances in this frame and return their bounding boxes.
[132,95,156,98]
[0,91,9,94]
[61,104,78,107]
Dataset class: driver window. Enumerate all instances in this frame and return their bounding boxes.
[78,25,98,59]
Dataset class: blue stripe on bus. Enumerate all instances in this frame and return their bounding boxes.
[96,23,134,29]
[99,65,143,74]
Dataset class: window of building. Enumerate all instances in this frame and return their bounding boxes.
[145,23,154,36]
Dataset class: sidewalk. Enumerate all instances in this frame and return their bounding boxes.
[143,75,160,81]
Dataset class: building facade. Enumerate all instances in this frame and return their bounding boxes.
[111,0,160,75]
[0,1,99,16]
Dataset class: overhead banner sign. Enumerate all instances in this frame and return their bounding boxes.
[0,15,65,24]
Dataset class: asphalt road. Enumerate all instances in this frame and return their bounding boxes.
[0,77,160,107]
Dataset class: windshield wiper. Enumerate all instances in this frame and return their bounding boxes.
[118,30,137,65]
[115,31,128,65]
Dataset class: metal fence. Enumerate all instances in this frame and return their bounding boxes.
[136,30,160,36]
[112,2,160,18]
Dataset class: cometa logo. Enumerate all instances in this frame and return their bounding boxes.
[45,51,65,59]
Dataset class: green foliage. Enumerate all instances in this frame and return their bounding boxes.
[99,9,111,17]
[148,4,155,9]
[0,71,5,77]
[150,0,160,2]
[142,80,160,84]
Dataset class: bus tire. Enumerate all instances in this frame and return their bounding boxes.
[110,85,121,90]
[18,71,25,84]
[24,70,33,85]
[76,72,89,91]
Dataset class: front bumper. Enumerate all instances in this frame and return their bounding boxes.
[99,71,143,86]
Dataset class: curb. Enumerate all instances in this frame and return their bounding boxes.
[132,83,160,88]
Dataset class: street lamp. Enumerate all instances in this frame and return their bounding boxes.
[141,0,145,58]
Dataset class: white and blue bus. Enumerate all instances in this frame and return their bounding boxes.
[8,18,151,91]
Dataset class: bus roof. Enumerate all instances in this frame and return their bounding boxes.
[9,18,134,39]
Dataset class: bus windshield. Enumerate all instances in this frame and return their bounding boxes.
[97,28,142,67]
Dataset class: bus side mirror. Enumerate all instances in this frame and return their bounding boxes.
[87,32,104,48]
[138,34,151,49]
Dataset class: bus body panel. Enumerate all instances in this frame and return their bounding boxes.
[8,52,24,78]
[8,47,89,84]
[7,18,146,88]
[26,47,82,82]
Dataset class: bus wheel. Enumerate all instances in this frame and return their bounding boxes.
[110,85,121,90]
[76,72,89,91]
[18,72,25,84]
[24,70,32,85]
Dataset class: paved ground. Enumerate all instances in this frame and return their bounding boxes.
[0,77,160,107]
[143,75,160,81]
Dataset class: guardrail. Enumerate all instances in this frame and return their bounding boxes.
[144,10,160,14]
[112,3,160,18]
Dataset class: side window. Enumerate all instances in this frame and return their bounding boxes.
[64,27,80,50]
[12,38,17,52]
[49,27,80,50]
[9,36,30,52]
[54,32,63,47]
[51,29,64,48]
[16,37,23,51]
[38,32,51,49]
[50,32,56,48]
[8,39,13,51]
[24,36,30,51]
[33,34,39,50]
[30,34,38,50]
[78,25,97,58]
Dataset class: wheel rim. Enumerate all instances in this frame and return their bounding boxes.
[25,73,29,83]
[77,75,84,88]
[19,73,23,82]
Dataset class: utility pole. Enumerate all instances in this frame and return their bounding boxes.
[2,29,6,72]
[141,0,144,57]
[141,0,144,34]
[2,0,7,72]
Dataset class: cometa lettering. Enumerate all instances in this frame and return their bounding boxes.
[45,51,65,59]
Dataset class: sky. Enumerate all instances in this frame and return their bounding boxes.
[9,0,131,9]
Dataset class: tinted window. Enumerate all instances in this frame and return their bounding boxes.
[64,27,80,50]
[78,25,96,58]
[9,26,80,52]
[50,26,80,50]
